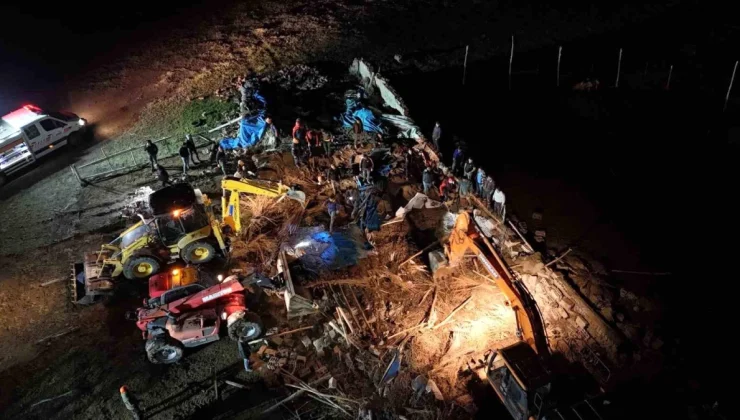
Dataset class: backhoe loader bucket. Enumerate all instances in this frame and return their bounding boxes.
[69,251,116,305]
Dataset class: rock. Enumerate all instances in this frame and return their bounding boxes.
[559,297,575,310]
[271,336,283,345]
[257,345,268,356]
[264,348,278,356]
[600,306,614,321]
[278,358,287,367]
[301,336,312,348]
[615,312,625,322]
[328,377,337,389]
[557,307,569,319]
[532,211,543,221]
[575,316,589,330]
[570,273,589,289]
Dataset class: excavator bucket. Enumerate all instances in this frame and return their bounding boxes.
[285,188,306,205]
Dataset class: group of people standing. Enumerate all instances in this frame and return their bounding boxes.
[423,122,507,220]
[291,118,335,167]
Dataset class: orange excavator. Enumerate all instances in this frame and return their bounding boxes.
[433,211,584,419]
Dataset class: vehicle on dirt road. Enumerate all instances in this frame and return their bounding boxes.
[71,183,229,304]
[0,104,87,187]
[133,274,268,364]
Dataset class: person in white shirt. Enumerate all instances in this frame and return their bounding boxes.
[492,188,506,221]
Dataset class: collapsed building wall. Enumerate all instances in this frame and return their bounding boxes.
[351,58,643,387]
[350,58,440,163]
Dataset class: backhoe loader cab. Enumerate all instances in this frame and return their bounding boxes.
[71,184,229,305]
[487,342,552,420]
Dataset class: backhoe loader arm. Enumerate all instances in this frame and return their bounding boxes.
[221,178,306,234]
[446,212,549,356]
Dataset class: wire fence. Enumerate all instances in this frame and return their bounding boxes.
[70,117,241,185]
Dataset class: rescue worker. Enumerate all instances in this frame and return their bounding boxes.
[404,148,414,178]
[261,116,279,149]
[359,153,374,182]
[463,158,476,189]
[476,168,486,197]
[493,187,506,220]
[144,140,158,172]
[292,118,307,167]
[451,146,464,176]
[325,164,340,194]
[327,195,339,233]
[432,121,442,150]
[482,175,495,207]
[422,166,435,195]
[322,132,334,156]
[215,146,227,176]
[156,164,171,187]
[234,160,248,179]
[352,117,364,148]
[184,134,201,164]
[439,175,456,202]
[178,142,190,174]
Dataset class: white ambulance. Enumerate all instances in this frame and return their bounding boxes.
[0,105,87,187]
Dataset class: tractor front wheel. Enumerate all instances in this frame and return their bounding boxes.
[123,256,161,280]
[228,312,263,342]
[181,241,216,265]
[145,337,184,364]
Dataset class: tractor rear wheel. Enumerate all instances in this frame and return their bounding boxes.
[228,312,263,341]
[123,256,161,280]
[145,337,183,364]
[181,241,216,265]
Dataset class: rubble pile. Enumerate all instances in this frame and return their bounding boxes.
[261,64,329,91]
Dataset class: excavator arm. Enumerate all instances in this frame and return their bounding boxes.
[445,212,549,356]
[221,177,306,234]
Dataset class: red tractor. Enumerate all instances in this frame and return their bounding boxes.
[134,274,268,364]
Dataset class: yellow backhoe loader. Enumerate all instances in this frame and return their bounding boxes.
[71,184,229,304]
[221,177,306,234]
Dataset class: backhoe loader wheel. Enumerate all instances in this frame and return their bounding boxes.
[182,241,216,265]
[145,337,184,364]
[228,312,263,342]
[123,256,161,280]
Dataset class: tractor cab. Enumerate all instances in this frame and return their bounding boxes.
[147,184,211,247]
[487,342,553,420]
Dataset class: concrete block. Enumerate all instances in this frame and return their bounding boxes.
[575,316,588,330]
[296,355,307,363]
[548,286,563,302]
[557,307,569,319]
[559,297,575,310]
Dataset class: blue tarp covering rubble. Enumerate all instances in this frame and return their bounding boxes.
[341,98,385,134]
[220,91,268,150]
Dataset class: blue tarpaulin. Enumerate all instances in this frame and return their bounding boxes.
[341,98,384,134]
[220,91,267,150]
